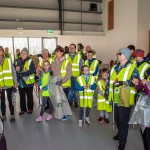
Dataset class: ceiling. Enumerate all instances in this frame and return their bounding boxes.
[0,0,103,33]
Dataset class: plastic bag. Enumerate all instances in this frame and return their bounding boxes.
[129,92,150,127]
[48,76,72,119]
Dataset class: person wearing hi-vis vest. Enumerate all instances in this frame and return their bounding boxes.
[0,46,18,122]
[133,49,150,80]
[16,48,35,115]
[51,46,72,121]
[85,50,99,80]
[75,65,96,127]
[36,61,53,122]
[97,68,112,124]
[105,48,140,150]
[65,43,83,108]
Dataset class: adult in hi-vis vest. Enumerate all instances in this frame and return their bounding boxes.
[0,46,18,122]
[51,46,72,121]
[133,49,150,80]
[84,50,99,80]
[65,43,83,108]
[106,48,139,150]
[16,48,35,115]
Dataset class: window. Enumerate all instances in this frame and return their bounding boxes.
[42,38,57,54]
[29,38,42,55]
[14,38,28,51]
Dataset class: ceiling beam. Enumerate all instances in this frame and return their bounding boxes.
[0,5,58,11]
[0,19,102,25]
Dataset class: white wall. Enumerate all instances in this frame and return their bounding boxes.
[103,0,138,61]
[137,0,150,55]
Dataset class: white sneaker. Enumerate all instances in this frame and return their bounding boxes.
[86,117,91,124]
[78,120,83,127]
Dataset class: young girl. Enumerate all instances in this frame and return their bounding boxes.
[36,61,53,122]
[97,68,112,124]
[76,65,96,127]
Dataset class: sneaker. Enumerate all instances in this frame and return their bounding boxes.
[99,117,104,124]
[61,115,70,121]
[1,115,6,121]
[10,115,15,122]
[78,120,83,127]
[85,117,91,124]
[74,102,79,108]
[46,114,53,121]
[105,118,110,124]
[113,134,119,140]
[36,116,43,122]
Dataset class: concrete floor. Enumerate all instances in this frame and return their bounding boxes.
[3,93,144,150]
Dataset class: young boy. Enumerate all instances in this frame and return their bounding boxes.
[97,68,112,124]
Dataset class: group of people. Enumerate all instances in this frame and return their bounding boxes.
[0,43,149,150]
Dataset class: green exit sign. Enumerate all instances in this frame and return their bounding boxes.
[47,30,54,33]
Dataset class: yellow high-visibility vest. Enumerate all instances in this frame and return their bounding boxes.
[0,58,14,87]
[77,75,95,108]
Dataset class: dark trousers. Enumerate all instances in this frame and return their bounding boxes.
[79,107,90,120]
[1,88,14,116]
[63,87,70,99]
[142,127,150,150]
[114,106,131,145]
[40,97,53,116]
[18,86,33,111]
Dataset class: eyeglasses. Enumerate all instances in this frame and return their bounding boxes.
[117,52,122,56]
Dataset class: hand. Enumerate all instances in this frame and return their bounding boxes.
[141,79,147,85]
[56,80,63,86]
[16,66,20,71]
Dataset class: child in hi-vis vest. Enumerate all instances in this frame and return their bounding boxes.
[36,61,53,122]
[76,65,96,127]
[97,68,112,124]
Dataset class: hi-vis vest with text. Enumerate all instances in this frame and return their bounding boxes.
[137,62,150,80]
[61,59,71,87]
[108,63,136,106]
[0,58,14,87]
[85,59,99,77]
[77,75,95,108]
[65,53,81,77]
[23,59,35,84]
[97,80,112,112]
[39,57,53,67]
[41,72,50,97]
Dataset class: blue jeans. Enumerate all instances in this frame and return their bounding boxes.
[68,76,78,103]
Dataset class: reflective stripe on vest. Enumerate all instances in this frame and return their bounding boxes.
[0,58,14,87]
[108,63,136,105]
[24,59,35,84]
[77,75,95,108]
[85,60,99,75]
[39,58,53,67]
[65,53,81,77]
[137,62,150,80]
